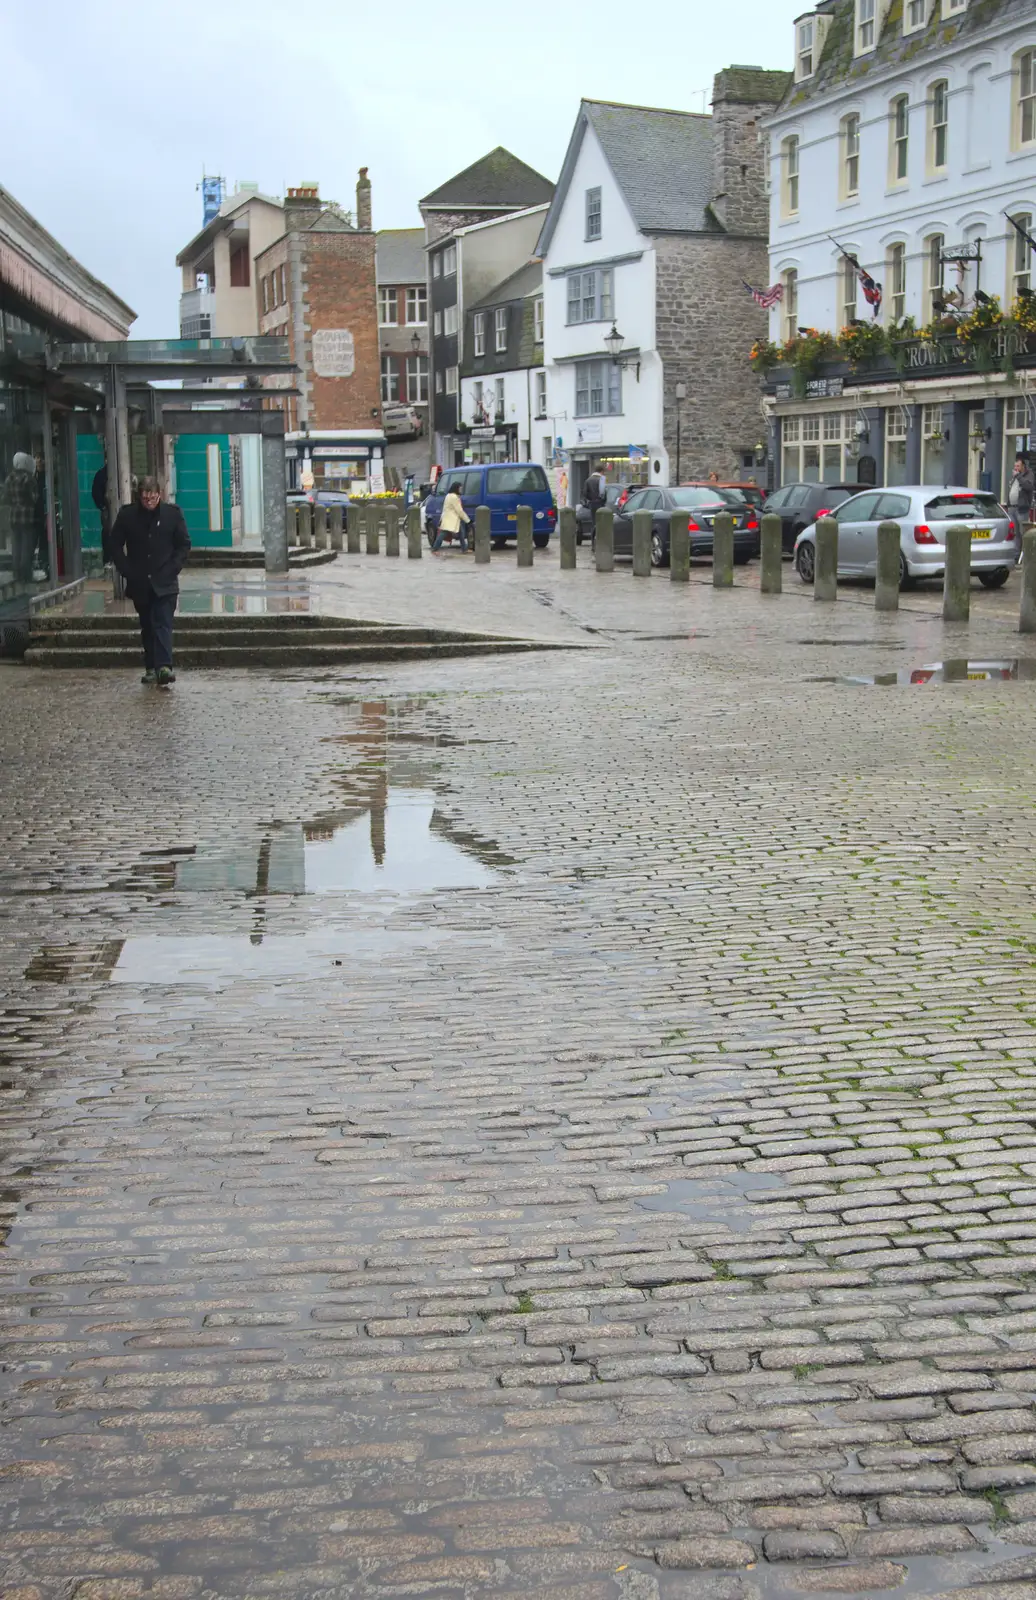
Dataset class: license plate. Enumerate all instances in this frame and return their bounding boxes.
[507,514,516,521]
[970,528,993,540]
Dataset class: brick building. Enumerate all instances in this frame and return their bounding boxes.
[255,171,384,492]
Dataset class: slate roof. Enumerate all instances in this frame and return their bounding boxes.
[376,229,425,284]
[780,0,1029,111]
[307,204,356,232]
[419,147,555,210]
[471,260,542,309]
[584,102,716,234]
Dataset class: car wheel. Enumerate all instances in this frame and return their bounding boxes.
[576,530,584,546]
[492,539,507,551]
[533,533,550,550]
[796,542,816,585]
[650,531,668,568]
[733,551,751,565]
[978,567,1010,589]
[898,553,913,591]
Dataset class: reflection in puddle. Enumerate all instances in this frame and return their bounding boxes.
[808,658,1035,686]
[110,929,443,985]
[635,1171,785,1234]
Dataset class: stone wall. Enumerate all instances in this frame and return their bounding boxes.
[654,233,769,482]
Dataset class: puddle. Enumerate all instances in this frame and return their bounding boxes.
[797,638,906,649]
[808,658,1036,686]
[110,928,443,985]
[635,1171,786,1233]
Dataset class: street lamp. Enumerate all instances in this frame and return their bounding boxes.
[675,381,687,484]
[604,323,641,381]
[410,330,421,353]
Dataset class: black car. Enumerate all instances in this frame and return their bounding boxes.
[765,482,857,553]
[596,486,759,567]
[575,483,624,544]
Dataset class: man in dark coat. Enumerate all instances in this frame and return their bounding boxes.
[108,476,190,688]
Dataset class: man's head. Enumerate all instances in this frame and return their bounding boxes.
[1015,455,1028,472]
[138,476,161,509]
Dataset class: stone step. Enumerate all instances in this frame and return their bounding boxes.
[184,547,336,569]
[37,612,374,633]
[30,625,503,650]
[23,640,555,669]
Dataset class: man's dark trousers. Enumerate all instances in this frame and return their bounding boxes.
[133,586,177,671]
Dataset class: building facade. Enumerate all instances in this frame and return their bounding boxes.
[536,74,788,506]
[762,0,1035,499]
[0,183,134,648]
[255,174,385,492]
[459,262,545,463]
[376,229,429,420]
[176,186,285,338]
[419,149,555,466]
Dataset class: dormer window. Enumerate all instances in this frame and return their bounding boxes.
[905,0,928,32]
[796,15,814,79]
[857,0,877,53]
[944,0,966,14]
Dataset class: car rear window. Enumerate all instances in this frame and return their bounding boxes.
[670,488,729,508]
[486,466,548,494]
[815,487,852,506]
[924,493,1003,520]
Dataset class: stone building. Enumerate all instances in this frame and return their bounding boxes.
[535,70,789,500]
[375,228,428,420]
[459,261,546,463]
[255,172,384,491]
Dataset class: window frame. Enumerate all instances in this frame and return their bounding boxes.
[1008,213,1033,302]
[494,376,505,417]
[841,113,861,199]
[406,354,428,403]
[573,357,622,418]
[533,296,544,344]
[262,276,270,313]
[857,0,877,53]
[796,16,814,80]
[433,310,442,337]
[585,186,602,242]
[890,94,910,185]
[565,267,614,325]
[378,286,398,326]
[279,265,286,304]
[782,135,800,217]
[928,79,949,173]
[924,232,945,320]
[380,354,399,403]
[534,369,547,419]
[904,0,927,31]
[443,304,458,338]
[494,307,508,352]
[405,285,427,325]
[888,241,907,322]
[841,253,858,327]
[445,365,458,396]
[1016,49,1036,150]
[781,268,799,342]
[442,243,457,276]
[432,254,442,279]
[473,312,485,357]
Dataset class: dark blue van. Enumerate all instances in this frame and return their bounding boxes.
[425,463,556,549]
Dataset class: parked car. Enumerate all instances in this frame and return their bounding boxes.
[424,463,556,548]
[765,482,859,553]
[682,480,767,512]
[575,483,625,544]
[793,486,1020,589]
[382,403,423,441]
[286,488,352,507]
[599,485,759,567]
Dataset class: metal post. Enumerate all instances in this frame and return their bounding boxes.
[385,505,400,557]
[632,509,652,576]
[814,517,838,602]
[669,509,689,583]
[474,505,491,564]
[1020,530,1036,633]
[516,504,534,567]
[559,505,577,569]
[713,512,734,587]
[347,504,363,554]
[760,512,782,594]
[875,521,901,612]
[943,525,971,623]
[329,505,344,551]
[406,505,422,559]
[595,507,614,572]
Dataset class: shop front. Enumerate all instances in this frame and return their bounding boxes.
[287,430,387,494]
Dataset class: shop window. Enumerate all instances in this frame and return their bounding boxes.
[921,402,946,483]
[885,407,909,485]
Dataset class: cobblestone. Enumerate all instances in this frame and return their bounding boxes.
[3,559,1036,1594]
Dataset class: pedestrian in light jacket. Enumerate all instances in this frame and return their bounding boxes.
[432,486,471,552]
[108,477,191,688]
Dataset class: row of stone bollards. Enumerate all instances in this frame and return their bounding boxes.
[290,502,424,559]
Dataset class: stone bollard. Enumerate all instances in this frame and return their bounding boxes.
[314,504,328,550]
[760,512,782,594]
[516,504,534,567]
[406,505,422,559]
[559,506,577,570]
[288,504,301,549]
[329,506,344,551]
[385,506,400,558]
[595,507,614,572]
[298,503,314,549]
[875,521,901,612]
[670,509,689,583]
[712,512,734,588]
[632,510,653,576]
[474,505,491,564]
[366,505,380,555]
[347,503,363,554]
[1019,530,1036,633]
[943,525,971,622]
[814,517,838,602]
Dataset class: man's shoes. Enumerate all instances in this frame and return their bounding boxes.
[156,667,175,689]
[141,669,156,685]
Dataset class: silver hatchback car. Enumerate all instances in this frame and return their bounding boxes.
[793,486,1021,590]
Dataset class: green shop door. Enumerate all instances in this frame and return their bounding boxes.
[172,435,232,547]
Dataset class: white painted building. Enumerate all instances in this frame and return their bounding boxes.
[762,0,1036,498]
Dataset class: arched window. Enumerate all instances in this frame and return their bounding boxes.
[781,268,798,342]
[887,242,907,322]
[1015,49,1035,150]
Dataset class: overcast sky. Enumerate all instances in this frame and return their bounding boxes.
[2,0,805,337]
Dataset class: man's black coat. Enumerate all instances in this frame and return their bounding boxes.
[108,500,191,600]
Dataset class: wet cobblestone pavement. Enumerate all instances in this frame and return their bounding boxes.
[4,556,1036,1599]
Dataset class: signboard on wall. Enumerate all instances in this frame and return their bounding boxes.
[312,329,355,378]
[575,421,603,445]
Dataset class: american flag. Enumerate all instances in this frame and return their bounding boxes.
[743,280,783,310]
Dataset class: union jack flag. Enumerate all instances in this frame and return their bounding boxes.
[743,280,783,310]
[859,269,883,318]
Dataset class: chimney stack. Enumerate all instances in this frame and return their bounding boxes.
[284,184,323,231]
[356,167,372,231]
